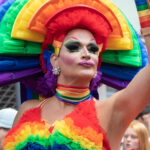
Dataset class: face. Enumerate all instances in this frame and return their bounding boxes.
[54,29,102,83]
[123,127,140,150]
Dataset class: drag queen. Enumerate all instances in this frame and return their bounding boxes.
[2,1,150,150]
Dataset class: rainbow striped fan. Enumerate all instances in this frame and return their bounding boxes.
[0,0,148,99]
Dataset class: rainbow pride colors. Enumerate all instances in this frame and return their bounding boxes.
[0,0,148,91]
[0,0,135,54]
[3,119,103,150]
[3,100,107,150]
[135,0,150,28]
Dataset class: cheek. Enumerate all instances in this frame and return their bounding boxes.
[59,54,76,66]
[93,56,98,66]
[133,139,139,145]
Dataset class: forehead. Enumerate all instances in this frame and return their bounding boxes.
[125,127,137,135]
[63,28,96,43]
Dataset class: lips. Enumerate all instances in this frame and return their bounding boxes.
[126,144,138,150]
[79,61,94,67]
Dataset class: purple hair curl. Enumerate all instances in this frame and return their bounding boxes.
[22,68,57,98]
[90,71,102,99]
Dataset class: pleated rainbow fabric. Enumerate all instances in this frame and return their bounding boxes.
[0,67,42,87]
[0,0,15,22]
[0,0,6,5]
[27,0,133,50]
[0,0,41,55]
[101,74,129,90]
[0,56,40,71]
[101,30,149,81]
[0,0,148,91]
[102,11,142,67]
[0,0,42,86]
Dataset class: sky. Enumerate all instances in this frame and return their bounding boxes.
[111,0,141,34]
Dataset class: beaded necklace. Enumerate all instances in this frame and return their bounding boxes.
[55,84,92,104]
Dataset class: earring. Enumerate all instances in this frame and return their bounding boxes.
[52,66,60,75]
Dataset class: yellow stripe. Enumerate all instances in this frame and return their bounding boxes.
[138,9,150,17]
[55,47,60,56]
[56,89,90,98]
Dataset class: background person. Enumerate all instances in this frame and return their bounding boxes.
[123,120,150,150]
[136,104,150,137]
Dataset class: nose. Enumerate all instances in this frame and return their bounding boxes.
[126,136,132,142]
[81,46,91,60]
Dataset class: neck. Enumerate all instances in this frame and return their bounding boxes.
[57,74,92,88]
[55,84,93,104]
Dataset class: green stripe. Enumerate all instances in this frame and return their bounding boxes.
[137,4,148,11]
[50,129,88,150]
[56,91,90,101]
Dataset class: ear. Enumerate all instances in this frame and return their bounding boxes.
[50,53,59,67]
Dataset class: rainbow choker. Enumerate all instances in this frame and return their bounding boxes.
[55,84,92,104]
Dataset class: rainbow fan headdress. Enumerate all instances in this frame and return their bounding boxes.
[0,0,148,92]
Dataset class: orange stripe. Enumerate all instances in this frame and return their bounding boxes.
[140,14,150,22]
[64,117,103,145]
[3,122,46,146]
[57,87,88,93]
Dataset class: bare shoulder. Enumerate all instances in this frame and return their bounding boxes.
[13,99,41,126]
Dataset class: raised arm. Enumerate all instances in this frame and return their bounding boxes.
[97,34,150,149]
[119,34,150,123]
[108,2,150,126]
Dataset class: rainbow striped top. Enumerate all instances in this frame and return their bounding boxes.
[2,100,110,150]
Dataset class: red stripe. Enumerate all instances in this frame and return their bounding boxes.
[140,20,150,28]
[57,84,89,89]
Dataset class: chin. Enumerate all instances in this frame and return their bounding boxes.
[77,71,94,80]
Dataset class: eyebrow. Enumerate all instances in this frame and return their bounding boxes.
[68,37,79,40]
[88,41,97,46]
[90,39,95,42]
[65,37,97,44]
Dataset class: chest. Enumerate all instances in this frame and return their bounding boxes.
[41,104,75,125]
[3,100,111,150]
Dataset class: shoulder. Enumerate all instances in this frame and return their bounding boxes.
[13,99,41,126]
[20,99,41,111]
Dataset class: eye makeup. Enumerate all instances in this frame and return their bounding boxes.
[64,40,81,52]
[87,42,99,54]
[64,38,99,54]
